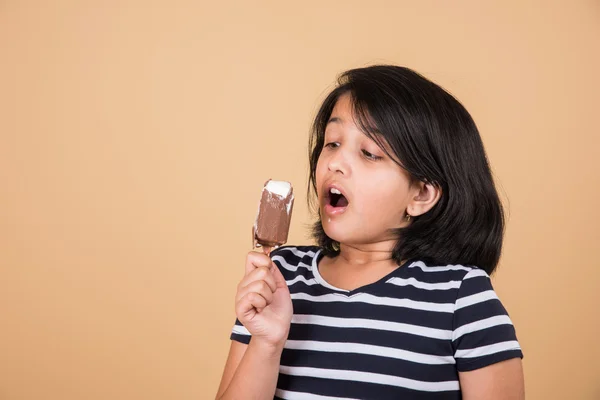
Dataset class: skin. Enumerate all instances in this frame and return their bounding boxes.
[215,251,291,400]
[315,93,440,290]
[215,93,525,399]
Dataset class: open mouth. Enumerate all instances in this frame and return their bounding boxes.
[323,186,350,216]
[328,188,349,208]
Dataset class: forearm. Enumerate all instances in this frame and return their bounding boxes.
[217,340,283,400]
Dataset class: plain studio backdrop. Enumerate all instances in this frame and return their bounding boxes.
[1,1,599,399]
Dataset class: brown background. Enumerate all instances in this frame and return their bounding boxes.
[1,1,599,399]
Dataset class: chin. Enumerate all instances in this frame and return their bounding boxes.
[321,221,352,245]
[321,220,385,249]
[320,219,340,240]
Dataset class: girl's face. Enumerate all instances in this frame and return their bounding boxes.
[316,94,416,248]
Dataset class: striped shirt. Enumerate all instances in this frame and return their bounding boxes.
[231,245,523,399]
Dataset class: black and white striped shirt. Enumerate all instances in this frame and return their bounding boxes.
[231,245,523,399]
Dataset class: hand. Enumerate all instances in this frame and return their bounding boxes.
[235,251,293,349]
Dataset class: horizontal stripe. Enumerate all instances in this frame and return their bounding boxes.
[291,292,455,313]
[463,269,488,280]
[232,324,250,336]
[287,275,318,286]
[287,324,453,357]
[292,314,452,340]
[409,261,473,273]
[284,340,455,365]
[280,348,459,385]
[292,298,454,330]
[376,284,460,305]
[277,247,317,259]
[452,299,506,326]
[453,315,514,341]
[455,340,521,358]
[275,388,359,400]
[273,256,314,272]
[455,290,498,310]
[279,365,460,392]
[387,277,462,291]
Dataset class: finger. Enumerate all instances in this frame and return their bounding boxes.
[245,251,272,275]
[236,292,268,320]
[242,265,277,292]
[236,280,275,305]
[238,265,277,293]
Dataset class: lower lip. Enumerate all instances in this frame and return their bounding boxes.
[324,203,348,216]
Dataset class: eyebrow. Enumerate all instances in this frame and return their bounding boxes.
[326,116,343,125]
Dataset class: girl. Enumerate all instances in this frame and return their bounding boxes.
[216,65,524,400]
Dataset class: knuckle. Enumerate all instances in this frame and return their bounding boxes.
[254,267,268,279]
[263,292,273,303]
[245,251,257,265]
[258,281,269,292]
[248,292,261,304]
[255,253,269,266]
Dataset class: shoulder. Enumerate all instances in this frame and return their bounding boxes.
[401,260,491,293]
[406,260,487,280]
[398,259,500,310]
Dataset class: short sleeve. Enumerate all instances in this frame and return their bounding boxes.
[230,318,251,344]
[452,269,523,372]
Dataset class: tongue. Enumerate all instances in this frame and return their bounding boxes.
[336,195,349,208]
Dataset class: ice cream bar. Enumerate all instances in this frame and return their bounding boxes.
[253,180,294,253]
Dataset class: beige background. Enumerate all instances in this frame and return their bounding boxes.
[1,1,599,399]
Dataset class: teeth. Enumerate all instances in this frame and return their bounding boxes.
[330,188,342,195]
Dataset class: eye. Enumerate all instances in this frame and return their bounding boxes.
[362,149,382,161]
[324,142,340,149]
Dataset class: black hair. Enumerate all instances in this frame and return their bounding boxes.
[308,65,505,275]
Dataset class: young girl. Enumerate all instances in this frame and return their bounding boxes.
[216,65,524,400]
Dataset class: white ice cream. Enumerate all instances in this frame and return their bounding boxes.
[265,180,292,198]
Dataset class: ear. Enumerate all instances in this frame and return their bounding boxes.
[406,181,442,217]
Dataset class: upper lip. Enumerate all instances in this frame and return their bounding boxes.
[322,181,350,205]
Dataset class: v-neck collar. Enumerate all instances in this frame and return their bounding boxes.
[310,249,415,296]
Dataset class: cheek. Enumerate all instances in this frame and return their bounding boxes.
[359,175,407,216]
[314,159,326,198]
[315,156,327,182]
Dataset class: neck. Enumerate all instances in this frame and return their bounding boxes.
[336,240,397,267]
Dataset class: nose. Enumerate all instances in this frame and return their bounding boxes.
[327,146,350,175]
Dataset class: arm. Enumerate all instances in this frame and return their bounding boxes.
[453,269,524,398]
[459,358,525,400]
[215,251,293,399]
[215,340,283,400]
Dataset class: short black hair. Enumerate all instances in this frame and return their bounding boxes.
[308,65,505,275]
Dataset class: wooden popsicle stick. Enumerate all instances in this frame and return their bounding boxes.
[262,246,272,256]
